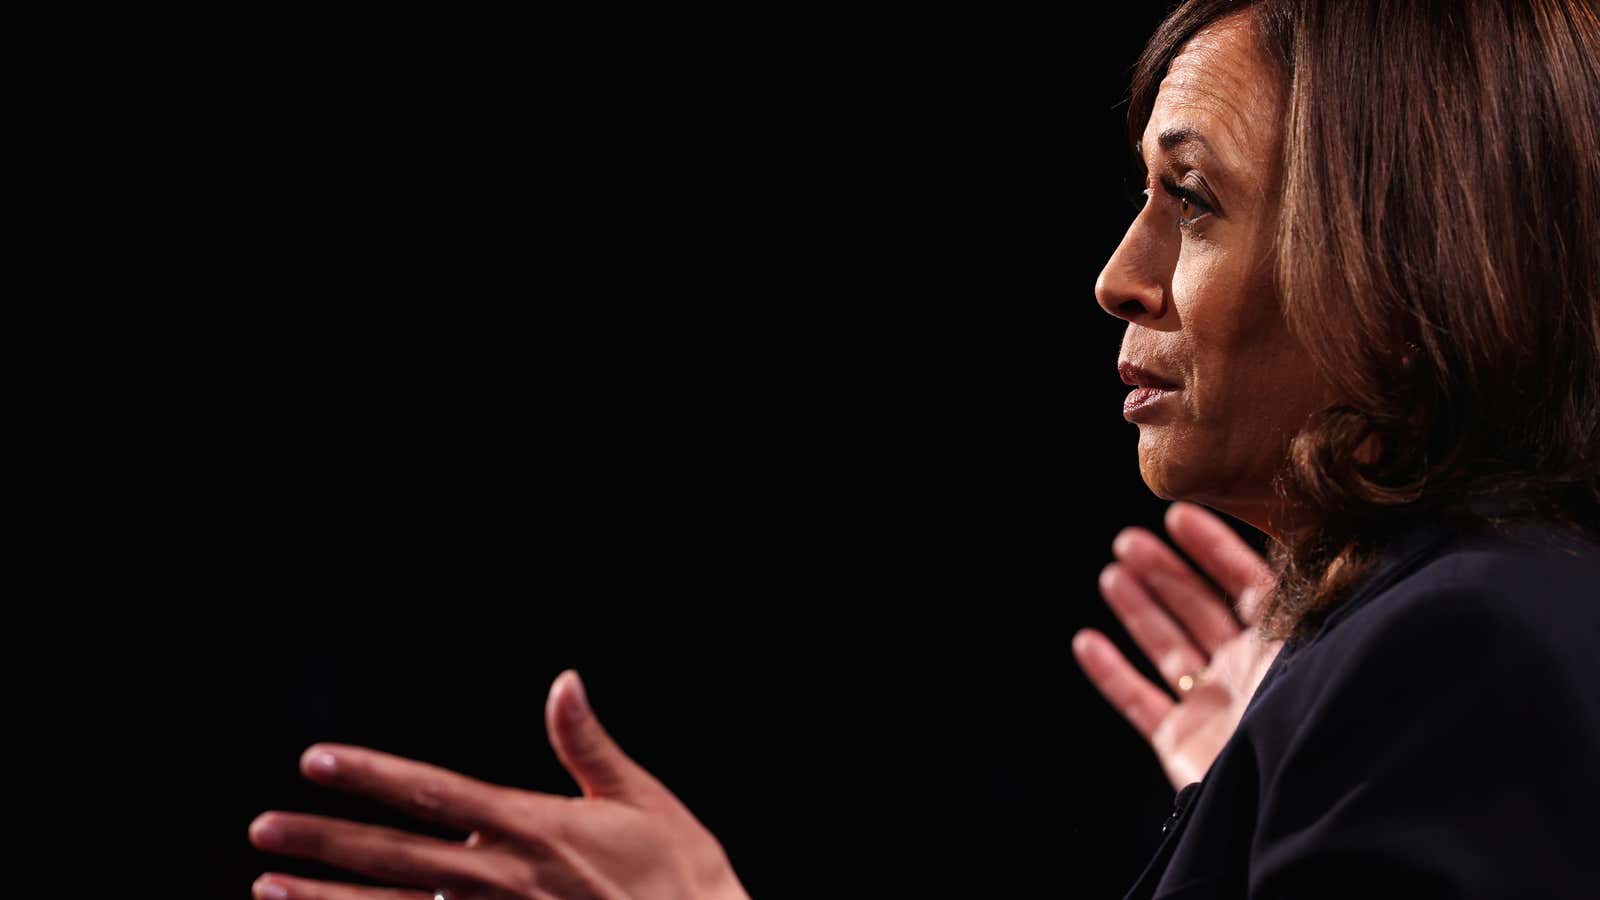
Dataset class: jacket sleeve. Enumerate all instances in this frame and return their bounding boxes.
[1248,581,1600,899]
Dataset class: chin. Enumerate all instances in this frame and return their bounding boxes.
[1137,455,1177,501]
[1135,431,1196,502]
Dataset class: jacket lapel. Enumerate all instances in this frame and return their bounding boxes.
[1121,780,1205,900]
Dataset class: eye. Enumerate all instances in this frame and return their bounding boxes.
[1160,176,1213,228]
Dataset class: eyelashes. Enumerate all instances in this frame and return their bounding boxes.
[1122,176,1150,212]
[1163,177,1213,227]
[1125,175,1214,229]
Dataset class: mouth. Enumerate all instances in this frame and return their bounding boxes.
[1117,361,1182,390]
[1123,385,1177,420]
[1117,361,1181,422]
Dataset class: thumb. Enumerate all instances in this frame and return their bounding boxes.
[545,669,664,805]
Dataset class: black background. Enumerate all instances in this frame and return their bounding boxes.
[116,5,1276,897]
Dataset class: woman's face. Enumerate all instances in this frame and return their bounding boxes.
[1095,12,1338,540]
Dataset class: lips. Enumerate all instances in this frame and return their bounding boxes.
[1118,361,1181,390]
[1123,386,1175,418]
[1119,360,1181,422]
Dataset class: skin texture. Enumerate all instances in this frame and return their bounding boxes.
[248,671,750,900]
[1078,12,1327,789]
[1072,501,1283,790]
[1094,10,1344,546]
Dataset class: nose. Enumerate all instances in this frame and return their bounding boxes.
[1094,215,1168,323]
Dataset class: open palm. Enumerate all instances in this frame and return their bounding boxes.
[1072,502,1283,790]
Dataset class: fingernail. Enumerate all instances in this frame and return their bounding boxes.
[564,670,589,723]
[1072,631,1091,654]
[1094,563,1120,592]
[249,816,284,847]
[1167,502,1189,528]
[308,751,337,777]
[254,877,289,900]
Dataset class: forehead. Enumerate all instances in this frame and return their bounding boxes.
[1142,13,1281,181]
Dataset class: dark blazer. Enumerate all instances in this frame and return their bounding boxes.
[1124,513,1600,899]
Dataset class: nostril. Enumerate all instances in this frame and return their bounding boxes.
[1118,299,1145,318]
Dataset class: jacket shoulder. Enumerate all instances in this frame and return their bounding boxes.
[1240,522,1600,896]
[1346,522,1600,652]
[1243,520,1600,735]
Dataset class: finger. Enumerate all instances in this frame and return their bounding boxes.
[545,670,667,807]
[1097,563,1211,693]
[298,743,564,839]
[1164,502,1277,624]
[1112,527,1242,655]
[248,811,531,895]
[252,872,434,900]
[1070,628,1174,742]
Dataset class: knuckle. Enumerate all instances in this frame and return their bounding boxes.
[293,822,330,855]
[483,858,544,899]
[484,790,565,846]
[532,795,581,844]
[1157,649,1189,677]
[544,796,582,835]
[408,780,449,815]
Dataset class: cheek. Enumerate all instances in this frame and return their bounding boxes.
[1174,251,1282,397]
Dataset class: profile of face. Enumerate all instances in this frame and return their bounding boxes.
[1095,11,1339,539]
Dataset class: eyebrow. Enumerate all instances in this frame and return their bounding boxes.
[1133,125,1239,207]
[1134,126,1213,161]
[1159,126,1211,154]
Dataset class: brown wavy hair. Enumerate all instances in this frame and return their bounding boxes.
[1125,0,1600,644]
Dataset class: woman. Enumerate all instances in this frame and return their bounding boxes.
[246,2,1598,897]
[1074,0,1599,897]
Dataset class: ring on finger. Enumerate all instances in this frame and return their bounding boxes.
[1177,669,1206,694]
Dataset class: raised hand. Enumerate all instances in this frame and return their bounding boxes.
[248,670,749,900]
[1071,502,1283,790]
